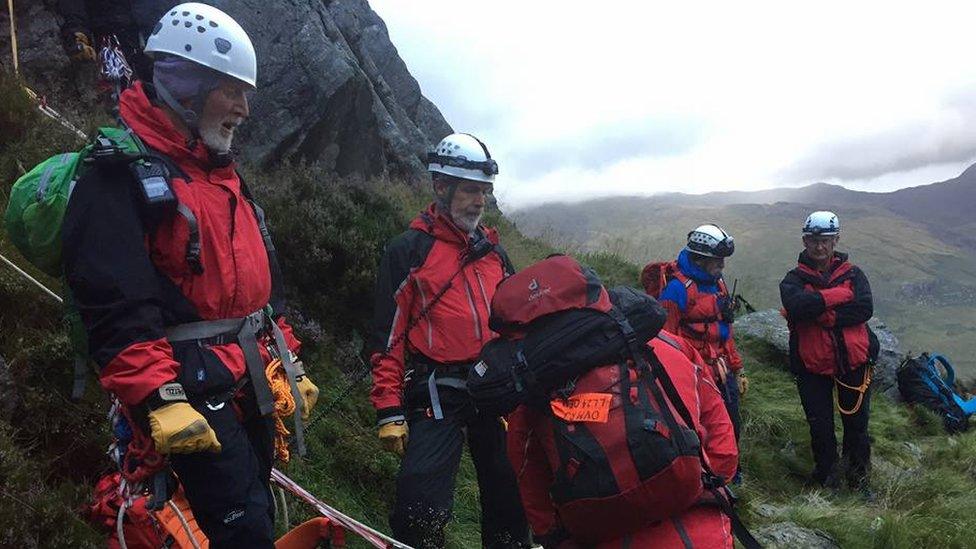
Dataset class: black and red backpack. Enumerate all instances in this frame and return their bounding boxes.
[467,255,761,547]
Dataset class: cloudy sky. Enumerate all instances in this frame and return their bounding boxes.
[371,1,976,210]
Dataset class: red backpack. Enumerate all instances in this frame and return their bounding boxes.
[489,256,760,547]
[640,260,680,298]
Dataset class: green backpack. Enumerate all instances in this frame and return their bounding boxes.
[4,126,145,277]
[4,126,147,398]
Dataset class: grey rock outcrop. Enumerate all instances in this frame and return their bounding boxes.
[754,522,839,549]
[2,0,452,180]
[736,309,903,400]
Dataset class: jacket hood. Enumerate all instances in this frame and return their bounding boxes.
[118,82,232,174]
[409,203,499,247]
[677,249,720,286]
[796,251,852,284]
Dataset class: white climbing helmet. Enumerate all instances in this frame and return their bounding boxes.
[428,133,498,184]
[145,2,257,89]
[686,224,735,258]
[802,211,840,236]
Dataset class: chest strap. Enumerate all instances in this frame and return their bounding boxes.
[164,309,307,456]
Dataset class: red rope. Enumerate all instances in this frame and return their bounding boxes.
[119,405,165,484]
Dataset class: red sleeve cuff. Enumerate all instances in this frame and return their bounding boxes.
[819,287,854,309]
[100,338,180,406]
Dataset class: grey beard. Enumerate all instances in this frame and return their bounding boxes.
[453,211,483,234]
[199,120,233,153]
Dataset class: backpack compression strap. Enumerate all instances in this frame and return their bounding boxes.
[605,307,761,548]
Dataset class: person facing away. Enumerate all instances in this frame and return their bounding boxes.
[369,133,530,548]
[658,224,748,446]
[779,211,877,494]
[507,333,739,548]
[62,4,318,546]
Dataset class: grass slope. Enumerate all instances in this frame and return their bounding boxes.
[738,335,976,548]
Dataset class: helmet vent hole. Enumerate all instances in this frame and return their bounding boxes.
[184,44,192,52]
[152,22,162,35]
[209,21,218,28]
[182,11,190,16]
[196,14,204,20]
[197,26,206,33]
[214,38,231,54]
[170,10,176,16]
[184,21,192,28]
[172,19,179,26]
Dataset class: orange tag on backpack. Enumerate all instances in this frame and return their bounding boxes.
[550,393,613,423]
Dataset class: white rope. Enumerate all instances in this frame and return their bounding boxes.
[21,87,88,142]
[166,500,202,549]
[0,252,63,303]
[116,499,129,549]
[270,467,414,549]
[278,486,289,529]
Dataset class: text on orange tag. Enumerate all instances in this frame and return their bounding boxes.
[550,392,613,423]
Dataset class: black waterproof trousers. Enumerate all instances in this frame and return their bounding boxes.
[391,382,529,549]
[169,349,276,549]
[795,364,872,487]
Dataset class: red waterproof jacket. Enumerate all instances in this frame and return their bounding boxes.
[659,250,743,372]
[779,251,876,376]
[507,334,738,548]
[369,204,514,423]
[63,82,299,407]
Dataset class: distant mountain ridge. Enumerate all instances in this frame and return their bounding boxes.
[513,163,976,375]
[560,164,976,252]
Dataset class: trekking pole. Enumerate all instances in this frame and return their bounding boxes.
[0,252,63,303]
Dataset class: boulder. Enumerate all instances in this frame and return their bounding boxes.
[736,309,903,400]
[754,522,840,549]
[1,0,452,181]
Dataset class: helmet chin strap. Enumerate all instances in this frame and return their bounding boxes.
[153,75,206,150]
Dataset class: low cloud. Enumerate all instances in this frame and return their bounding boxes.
[505,118,706,179]
[784,90,976,183]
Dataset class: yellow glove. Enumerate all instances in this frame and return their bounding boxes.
[149,401,222,454]
[69,32,96,62]
[737,372,749,396]
[296,375,319,421]
[379,420,408,456]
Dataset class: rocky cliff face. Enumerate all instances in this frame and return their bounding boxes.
[2,0,452,181]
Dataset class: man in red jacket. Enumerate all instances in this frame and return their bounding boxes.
[507,334,739,548]
[369,133,529,548]
[62,4,318,547]
[780,211,877,494]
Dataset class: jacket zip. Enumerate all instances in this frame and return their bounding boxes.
[463,273,483,341]
[227,193,239,312]
[475,269,492,311]
[415,278,434,349]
